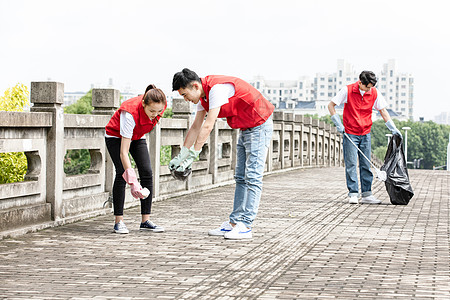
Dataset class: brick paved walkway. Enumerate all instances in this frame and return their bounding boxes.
[1,168,449,299]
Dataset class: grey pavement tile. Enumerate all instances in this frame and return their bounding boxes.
[0,168,449,299]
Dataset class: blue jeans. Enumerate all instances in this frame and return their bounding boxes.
[230,117,273,228]
[343,133,373,197]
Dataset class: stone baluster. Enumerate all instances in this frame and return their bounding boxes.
[30,82,65,220]
[92,89,120,199]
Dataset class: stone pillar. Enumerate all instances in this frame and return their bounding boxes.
[92,89,120,198]
[285,112,295,168]
[231,129,240,172]
[149,123,161,197]
[319,121,325,166]
[209,124,218,183]
[172,97,193,189]
[30,82,65,220]
[332,128,338,167]
[172,97,192,119]
[447,133,450,171]
[295,115,304,167]
[273,111,285,169]
[312,119,319,166]
[303,117,312,166]
[325,123,331,166]
[92,89,120,115]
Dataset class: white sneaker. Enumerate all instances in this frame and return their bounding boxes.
[360,195,381,204]
[224,222,252,239]
[208,221,232,236]
[348,196,358,204]
[114,220,129,234]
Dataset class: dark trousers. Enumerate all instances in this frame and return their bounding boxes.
[105,137,153,216]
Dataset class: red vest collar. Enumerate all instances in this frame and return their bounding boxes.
[352,81,374,95]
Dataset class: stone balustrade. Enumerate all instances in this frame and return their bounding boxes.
[0,82,343,235]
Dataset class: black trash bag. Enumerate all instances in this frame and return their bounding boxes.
[170,167,192,181]
[380,134,414,205]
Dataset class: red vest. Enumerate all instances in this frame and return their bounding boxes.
[200,75,274,130]
[105,96,165,140]
[343,81,377,135]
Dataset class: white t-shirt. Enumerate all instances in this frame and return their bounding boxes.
[197,83,235,112]
[331,86,387,111]
[105,111,145,139]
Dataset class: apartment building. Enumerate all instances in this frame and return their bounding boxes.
[377,59,414,119]
[249,59,413,120]
[434,112,450,125]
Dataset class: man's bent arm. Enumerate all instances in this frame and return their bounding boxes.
[379,108,391,122]
[193,107,221,151]
[328,101,337,115]
[183,110,206,149]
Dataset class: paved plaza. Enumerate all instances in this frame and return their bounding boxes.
[0,167,449,299]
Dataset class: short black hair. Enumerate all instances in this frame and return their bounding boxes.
[172,68,201,91]
[359,71,377,86]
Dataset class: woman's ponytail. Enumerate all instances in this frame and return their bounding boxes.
[142,84,166,105]
[144,84,157,95]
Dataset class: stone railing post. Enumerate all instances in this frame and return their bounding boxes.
[325,123,331,166]
[149,122,162,197]
[266,124,273,172]
[172,97,192,120]
[209,123,219,184]
[30,82,65,220]
[303,117,312,166]
[332,128,338,166]
[91,89,120,116]
[273,111,285,169]
[295,115,304,167]
[231,128,240,172]
[312,119,319,166]
[92,89,120,197]
[319,121,325,166]
[285,112,295,168]
[172,97,194,189]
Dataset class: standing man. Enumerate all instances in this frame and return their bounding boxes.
[170,68,274,239]
[328,70,402,205]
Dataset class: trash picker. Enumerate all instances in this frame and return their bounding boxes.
[344,132,387,182]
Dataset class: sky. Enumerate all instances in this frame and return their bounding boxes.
[1,0,449,121]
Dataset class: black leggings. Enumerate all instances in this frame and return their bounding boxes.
[105,137,153,216]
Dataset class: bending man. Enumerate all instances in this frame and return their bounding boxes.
[170,68,274,239]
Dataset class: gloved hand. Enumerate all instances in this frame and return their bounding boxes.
[331,114,345,133]
[176,146,201,172]
[122,168,145,199]
[385,120,402,138]
[169,146,190,170]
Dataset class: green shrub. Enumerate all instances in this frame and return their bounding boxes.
[0,83,30,183]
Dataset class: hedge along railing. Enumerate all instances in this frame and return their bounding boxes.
[0,82,343,237]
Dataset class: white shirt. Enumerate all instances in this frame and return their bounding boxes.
[105,111,145,139]
[197,83,235,112]
[331,86,387,111]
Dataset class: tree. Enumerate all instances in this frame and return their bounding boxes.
[319,114,334,125]
[64,90,93,114]
[162,107,173,118]
[0,84,30,183]
[371,119,450,169]
[63,90,93,175]
[159,107,173,165]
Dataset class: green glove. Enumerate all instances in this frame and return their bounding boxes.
[169,146,190,170]
[331,114,345,133]
[176,146,201,172]
[385,120,402,138]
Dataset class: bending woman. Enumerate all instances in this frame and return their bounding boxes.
[105,84,166,234]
